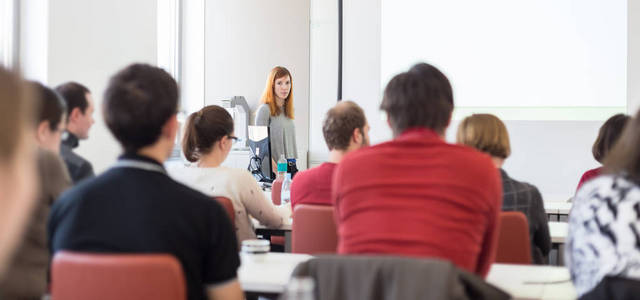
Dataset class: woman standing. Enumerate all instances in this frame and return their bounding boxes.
[169,105,289,246]
[255,66,297,175]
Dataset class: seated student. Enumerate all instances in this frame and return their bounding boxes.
[567,110,640,298]
[48,64,242,300]
[0,67,38,279]
[290,101,369,211]
[55,82,95,183]
[333,63,502,278]
[0,82,71,299]
[576,113,630,190]
[457,113,551,265]
[168,105,288,246]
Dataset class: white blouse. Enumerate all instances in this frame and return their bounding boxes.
[567,174,640,296]
[168,164,289,246]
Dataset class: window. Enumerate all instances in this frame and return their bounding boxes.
[0,0,18,69]
[157,0,181,83]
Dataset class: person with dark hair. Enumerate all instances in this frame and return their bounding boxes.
[55,82,95,183]
[457,113,551,265]
[567,110,640,298]
[48,64,242,300]
[333,63,502,278]
[168,105,288,246]
[0,67,38,284]
[0,82,71,299]
[290,101,369,211]
[576,113,630,190]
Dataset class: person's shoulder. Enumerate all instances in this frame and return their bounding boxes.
[340,143,388,165]
[575,174,631,200]
[38,148,64,170]
[256,103,271,114]
[292,164,326,184]
[506,175,543,202]
[61,146,91,168]
[52,169,115,216]
[221,166,257,184]
[168,175,216,203]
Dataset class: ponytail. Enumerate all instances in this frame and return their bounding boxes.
[181,105,234,162]
[182,112,200,162]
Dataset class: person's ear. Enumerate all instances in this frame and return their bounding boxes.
[352,128,362,146]
[69,107,82,123]
[36,121,50,144]
[217,137,228,151]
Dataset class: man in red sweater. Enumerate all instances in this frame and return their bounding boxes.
[291,101,369,211]
[332,63,502,278]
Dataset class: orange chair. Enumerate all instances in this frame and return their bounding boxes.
[214,196,235,225]
[495,211,532,264]
[51,251,186,300]
[292,204,338,254]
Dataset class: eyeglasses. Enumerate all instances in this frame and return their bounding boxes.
[228,135,239,143]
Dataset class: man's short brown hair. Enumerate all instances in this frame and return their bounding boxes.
[322,101,366,151]
[381,63,453,136]
[456,114,511,159]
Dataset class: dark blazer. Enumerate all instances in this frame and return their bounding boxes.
[500,169,551,264]
[60,132,94,184]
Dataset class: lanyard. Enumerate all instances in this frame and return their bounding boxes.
[112,159,167,175]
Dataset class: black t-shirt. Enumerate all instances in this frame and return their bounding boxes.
[48,154,240,300]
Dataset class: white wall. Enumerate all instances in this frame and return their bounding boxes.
[341,0,640,200]
[24,0,158,173]
[203,0,310,170]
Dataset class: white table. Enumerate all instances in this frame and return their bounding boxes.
[238,252,312,294]
[549,222,568,244]
[487,264,576,300]
[238,253,577,300]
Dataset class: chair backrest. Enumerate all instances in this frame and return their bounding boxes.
[292,204,338,254]
[51,251,186,300]
[289,255,510,300]
[214,196,235,225]
[495,211,532,264]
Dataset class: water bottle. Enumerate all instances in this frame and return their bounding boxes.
[271,154,288,205]
[277,154,288,177]
[281,173,292,206]
[283,277,315,300]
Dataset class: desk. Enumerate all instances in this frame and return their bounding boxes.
[487,264,576,300]
[238,254,577,300]
[239,252,312,294]
[545,202,572,221]
[549,222,568,244]
[548,221,568,266]
[253,217,293,252]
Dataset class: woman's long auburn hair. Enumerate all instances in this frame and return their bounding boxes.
[260,66,294,119]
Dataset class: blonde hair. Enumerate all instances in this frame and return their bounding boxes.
[457,114,511,159]
[260,66,294,119]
